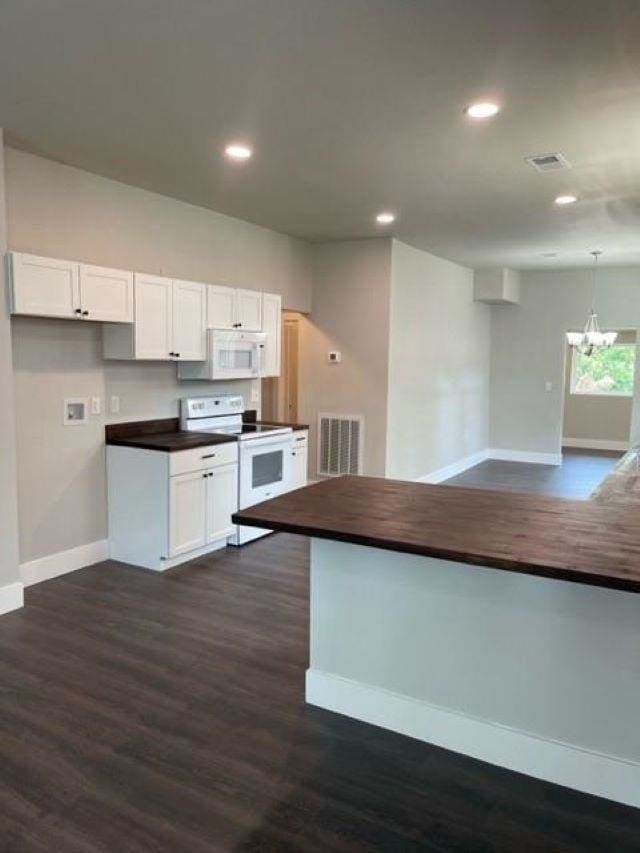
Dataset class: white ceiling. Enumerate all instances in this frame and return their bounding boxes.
[1,0,640,269]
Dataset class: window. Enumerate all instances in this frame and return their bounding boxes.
[570,343,636,396]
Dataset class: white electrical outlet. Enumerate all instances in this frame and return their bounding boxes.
[250,381,260,404]
[544,381,553,392]
[91,396,101,415]
[109,395,120,414]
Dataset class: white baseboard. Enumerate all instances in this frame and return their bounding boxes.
[306,669,640,809]
[20,539,109,587]
[563,437,629,452]
[487,448,562,466]
[0,581,24,615]
[417,450,490,484]
[416,446,561,484]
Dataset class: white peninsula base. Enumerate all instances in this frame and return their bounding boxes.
[306,539,640,808]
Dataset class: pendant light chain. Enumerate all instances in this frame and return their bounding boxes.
[566,251,617,356]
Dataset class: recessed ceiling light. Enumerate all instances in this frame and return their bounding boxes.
[224,143,253,161]
[376,212,396,225]
[464,102,500,119]
[554,194,577,206]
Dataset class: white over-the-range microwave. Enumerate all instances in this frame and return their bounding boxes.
[177,329,266,380]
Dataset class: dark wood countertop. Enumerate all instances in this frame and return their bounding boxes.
[233,475,640,593]
[105,418,236,452]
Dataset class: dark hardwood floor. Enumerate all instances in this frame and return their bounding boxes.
[1,533,639,851]
[445,448,621,499]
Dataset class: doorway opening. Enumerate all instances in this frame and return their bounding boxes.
[261,311,302,423]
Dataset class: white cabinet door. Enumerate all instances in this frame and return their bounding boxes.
[262,292,282,377]
[290,445,308,490]
[169,470,207,556]
[205,463,238,543]
[173,280,206,360]
[235,289,262,331]
[79,264,133,322]
[134,274,173,359]
[10,252,79,319]
[207,285,236,330]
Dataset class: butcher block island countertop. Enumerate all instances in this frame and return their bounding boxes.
[233,474,640,593]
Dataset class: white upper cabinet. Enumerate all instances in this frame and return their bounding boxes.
[9,252,79,319]
[207,285,236,330]
[78,264,133,322]
[172,280,206,360]
[262,292,282,377]
[235,289,262,331]
[133,274,174,360]
[103,274,205,361]
[9,253,133,323]
[207,285,262,331]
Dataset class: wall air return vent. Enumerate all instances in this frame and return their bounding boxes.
[318,413,364,477]
[524,152,571,173]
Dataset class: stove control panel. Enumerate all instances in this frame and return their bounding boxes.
[180,395,244,421]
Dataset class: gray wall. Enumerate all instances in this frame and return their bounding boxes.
[386,241,490,479]
[5,148,312,313]
[562,333,634,445]
[6,148,313,564]
[490,268,640,454]
[0,133,20,586]
[298,239,393,477]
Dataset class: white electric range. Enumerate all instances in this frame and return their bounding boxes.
[180,395,293,545]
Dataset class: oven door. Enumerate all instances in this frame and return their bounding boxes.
[210,335,263,379]
[239,436,292,508]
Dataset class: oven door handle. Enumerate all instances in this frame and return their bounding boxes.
[241,438,291,452]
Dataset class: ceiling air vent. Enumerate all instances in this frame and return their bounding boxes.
[524,152,571,173]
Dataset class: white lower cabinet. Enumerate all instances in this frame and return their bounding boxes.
[205,463,238,543]
[107,442,238,570]
[169,470,208,556]
[290,431,308,489]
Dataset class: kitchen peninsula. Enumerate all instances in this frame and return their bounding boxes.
[234,475,640,808]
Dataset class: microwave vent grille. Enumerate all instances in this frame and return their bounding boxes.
[318,413,363,477]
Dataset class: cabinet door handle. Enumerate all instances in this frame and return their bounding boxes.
[82,310,89,317]
[74,308,82,315]
[292,451,296,456]
[201,453,217,459]
[175,352,180,358]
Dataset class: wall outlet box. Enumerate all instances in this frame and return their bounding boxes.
[328,351,342,364]
[91,396,101,415]
[250,380,260,403]
[109,395,120,414]
[63,398,88,425]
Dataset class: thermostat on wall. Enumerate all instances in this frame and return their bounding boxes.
[327,351,342,364]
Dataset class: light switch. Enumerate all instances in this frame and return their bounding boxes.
[545,381,553,392]
[328,351,342,364]
[91,396,101,415]
[109,395,120,414]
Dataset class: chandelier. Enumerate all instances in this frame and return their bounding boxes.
[566,251,617,356]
